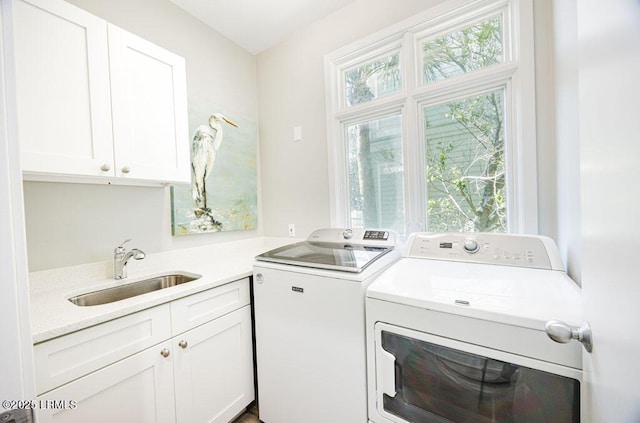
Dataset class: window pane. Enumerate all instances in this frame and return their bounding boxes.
[422,15,503,84]
[345,53,401,107]
[424,89,506,232]
[347,115,405,235]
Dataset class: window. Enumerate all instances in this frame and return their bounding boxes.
[421,15,504,84]
[325,0,537,235]
[347,114,404,231]
[345,52,401,107]
[424,88,506,232]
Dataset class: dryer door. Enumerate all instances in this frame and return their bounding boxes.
[373,323,581,423]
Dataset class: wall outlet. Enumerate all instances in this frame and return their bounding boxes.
[288,224,296,237]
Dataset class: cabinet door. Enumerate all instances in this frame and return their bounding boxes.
[34,303,172,395]
[10,0,115,177]
[36,341,176,423]
[108,25,190,183]
[173,305,255,423]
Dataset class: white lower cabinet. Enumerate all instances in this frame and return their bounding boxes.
[34,279,254,423]
[173,306,254,423]
[36,340,176,423]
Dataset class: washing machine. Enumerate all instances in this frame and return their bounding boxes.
[253,228,400,423]
[366,232,584,423]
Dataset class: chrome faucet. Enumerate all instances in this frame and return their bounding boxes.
[114,239,146,280]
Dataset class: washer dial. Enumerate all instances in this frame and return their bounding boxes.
[463,239,480,254]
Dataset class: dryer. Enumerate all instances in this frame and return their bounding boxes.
[366,233,583,423]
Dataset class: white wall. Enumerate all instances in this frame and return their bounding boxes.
[258,0,564,246]
[24,0,261,271]
[533,0,557,240]
[551,0,582,283]
[532,0,582,282]
[257,0,448,238]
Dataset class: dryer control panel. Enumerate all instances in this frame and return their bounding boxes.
[406,233,564,270]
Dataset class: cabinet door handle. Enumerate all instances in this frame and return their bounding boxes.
[178,340,188,349]
[121,166,131,174]
[160,348,170,358]
[100,164,111,172]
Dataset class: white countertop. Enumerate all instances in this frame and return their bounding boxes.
[29,237,295,344]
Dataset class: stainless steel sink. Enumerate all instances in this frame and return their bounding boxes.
[68,273,202,306]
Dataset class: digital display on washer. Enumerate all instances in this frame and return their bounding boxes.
[439,242,453,249]
[363,230,389,240]
[255,241,393,273]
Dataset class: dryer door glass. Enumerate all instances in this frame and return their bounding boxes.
[379,330,580,423]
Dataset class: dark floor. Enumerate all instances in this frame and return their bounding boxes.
[232,414,259,423]
[231,403,260,423]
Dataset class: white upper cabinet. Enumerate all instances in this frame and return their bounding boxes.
[108,25,189,183]
[8,0,190,184]
[11,0,114,178]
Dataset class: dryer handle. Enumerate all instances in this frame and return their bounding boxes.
[378,348,397,398]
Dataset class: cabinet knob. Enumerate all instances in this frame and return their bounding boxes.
[160,348,170,358]
[178,340,188,349]
[100,164,111,172]
[121,166,131,174]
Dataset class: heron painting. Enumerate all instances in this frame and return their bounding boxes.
[192,114,237,217]
[171,110,257,235]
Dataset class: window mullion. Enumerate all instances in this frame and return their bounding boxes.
[402,31,426,234]
[403,98,425,234]
[412,62,518,106]
[334,95,406,123]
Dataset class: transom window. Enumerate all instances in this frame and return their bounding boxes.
[325,0,537,236]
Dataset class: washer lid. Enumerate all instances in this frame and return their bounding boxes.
[367,258,583,331]
[255,228,398,273]
[255,241,394,273]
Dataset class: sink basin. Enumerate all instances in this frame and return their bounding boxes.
[68,273,202,306]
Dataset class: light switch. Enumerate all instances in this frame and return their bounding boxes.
[293,126,302,142]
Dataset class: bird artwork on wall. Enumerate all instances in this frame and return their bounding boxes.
[170,109,257,236]
[190,113,238,230]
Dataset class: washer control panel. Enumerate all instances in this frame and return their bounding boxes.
[407,233,563,270]
[308,228,396,247]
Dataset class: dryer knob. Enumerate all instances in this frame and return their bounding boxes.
[343,229,353,240]
[463,239,480,254]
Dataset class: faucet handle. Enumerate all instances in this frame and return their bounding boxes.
[115,239,132,254]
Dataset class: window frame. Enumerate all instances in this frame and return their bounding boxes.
[324,0,537,235]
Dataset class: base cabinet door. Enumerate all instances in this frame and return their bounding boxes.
[173,305,255,423]
[35,340,176,423]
